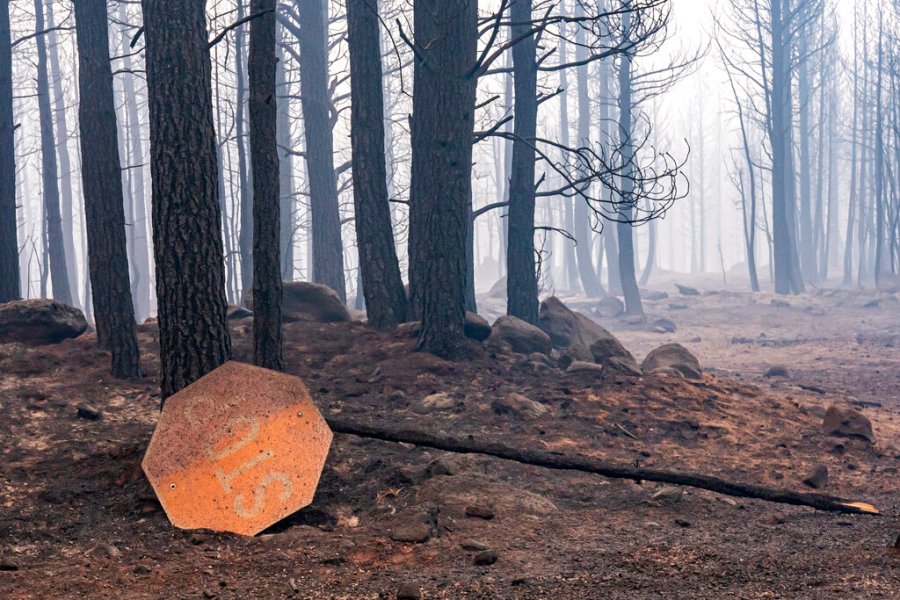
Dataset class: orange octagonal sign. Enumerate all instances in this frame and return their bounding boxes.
[142,361,333,536]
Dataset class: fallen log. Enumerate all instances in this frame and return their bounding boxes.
[326,416,880,516]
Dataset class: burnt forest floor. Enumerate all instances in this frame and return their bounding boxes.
[1,284,899,599]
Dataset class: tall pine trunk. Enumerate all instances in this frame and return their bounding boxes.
[276,21,295,281]
[248,0,283,370]
[506,0,539,324]
[235,0,254,304]
[347,0,407,330]
[73,0,142,378]
[33,0,72,305]
[142,0,232,399]
[408,0,477,358]
[0,0,18,302]
[297,0,346,301]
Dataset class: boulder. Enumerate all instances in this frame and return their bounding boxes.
[821,404,875,443]
[0,299,87,345]
[397,313,492,343]
[595,296,625,319]
[802,465,828,489]
[566,361,606,376]
[538,297,631,363]
[650,318,677,334]
[488,316,552,355]
[606,356,643,378]
[675,284,701,296]
[557,344,592,370]
[641,344,702,379]
[644,290,669,301]
[248,281,350,323]
[226,305,252,320]
[487,276,507,299]
[464,312,492,342]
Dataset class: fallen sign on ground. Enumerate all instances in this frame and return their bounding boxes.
[142,361,333,536]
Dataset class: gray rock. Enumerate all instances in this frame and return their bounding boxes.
[802,465,828,489]
[390,524,432,544]
[397,582,422,600]
[641,344,702,379]
[76,403,102,421]
[492,393,548,419]
[764,365,791,378]
[460,539,490,551]
[464,312,492,341]
[417,392,458,412]
[473,549,499,566]
[566,361,606,376]
[248,281,350,323]
[595,296,625,318]
[821,404,875,443]
[675,284,701,296]
[0,299,87,345]
[538,297,629,356]
[488,316,552,355]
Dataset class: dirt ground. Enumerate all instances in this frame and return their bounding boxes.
[1,284,898,599]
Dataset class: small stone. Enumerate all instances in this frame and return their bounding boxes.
[674,519,692,528]
[473,549,499,566]
[417,392,457,412]
[492,393,548,419]
[764,365,790,378]
[675,284,701,296]
[0,557,19,571]
[390,524,432,544]
[802,464,828,489]
[771,299,791,308]
[105,544,121,558]
[460,539,489,551]
[203,591,217,599]
[133,564,152,575]
[76,403,102,421]
[464,505,495,520]
[650,486,684,502]
[396,582,422,600]
[821,404,875,443]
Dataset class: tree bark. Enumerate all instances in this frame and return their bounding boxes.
[506,0,539,324]
[248,0,284,371]
[0,0,18,303]
[616,13,644,317]
[573,14,605,298]
[117,1,153,321]
[73,0,142,379]
[326,416,880,516]
[276,21,295,281]
[347,0,407,331]
[141,0,232,399]
[33,0,72,306]
[296,0,346,302]
[408,0,477,358]
[46,3,79,302]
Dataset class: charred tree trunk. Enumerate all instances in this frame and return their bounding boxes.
[347,0,407,330]
[276,21,295,281]
[34,0,72,305]
[506,0,539,324]
[73,0,142,378]
[235,0,254,304]
[408,0,477,358]
[616,14,643,318]
[46,3,78,301]
[296,0,346,302]
[573,15,605,298]
[142,0,232,399]
[248,0,284,370]
[117,1,153,321]
[0,0,17,303]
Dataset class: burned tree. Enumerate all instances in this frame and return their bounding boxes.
[141,0,232,398]
[73,0,142,378]
[347,0,407,330]
[0,0,17,303]
[408,0,478,358]
[248,0,283,370]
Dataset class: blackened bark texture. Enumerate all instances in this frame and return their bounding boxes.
[73,0,142,378]
[506,0,539,325]
[235,0,254,304]
[33,0,71,306]
[347,0,407,330]
[0,0,18,303]
[276,21,294,281]
[248,0,284,370]
[408,0,477,358]
[142,0,232,399]
[797,33,815,282]
[297,0,346,302]
[616,12,643,317]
